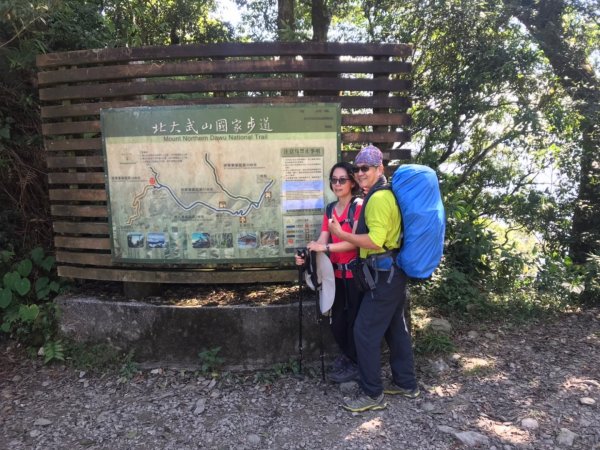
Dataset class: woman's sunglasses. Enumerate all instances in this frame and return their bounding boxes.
[330,177,349,185]
[353,165,374,173]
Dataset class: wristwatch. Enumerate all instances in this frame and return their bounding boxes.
[325,243,330,254]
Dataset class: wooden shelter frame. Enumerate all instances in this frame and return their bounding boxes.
[37,42,412,284]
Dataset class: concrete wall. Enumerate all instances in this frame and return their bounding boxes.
[55,295,336,370]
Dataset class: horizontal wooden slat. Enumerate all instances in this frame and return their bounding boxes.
[47,156,104,168]
[51,205,108,217]
[342,131,410,143]
[48,172,105,184]
[50,189,106,201]
[40,78,412,102]
[42,97,411,119]
[39,59,411,86]
[42,121,99,136]
[341,149,411,161]
[54,236,111,250]
[45,138,102,151]
[57,265,298,284]
[56,251,112,266]
[37,43,412,68]
[53,221,109,234]
[341,113,410,126]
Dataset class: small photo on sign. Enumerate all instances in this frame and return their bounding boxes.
[237,232,258,249]
[213,233,233,249]
[192,232,211,249]
[147,232,166,249]
[127,232,144,248]
[260,231,279,247]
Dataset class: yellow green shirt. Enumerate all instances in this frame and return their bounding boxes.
[360,189,401,259]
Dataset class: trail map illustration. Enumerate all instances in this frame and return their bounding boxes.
[102,104,340,263]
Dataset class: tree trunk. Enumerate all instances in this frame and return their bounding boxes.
[311,0,330,42]
[503,0,600,263]
[277,0,295,40]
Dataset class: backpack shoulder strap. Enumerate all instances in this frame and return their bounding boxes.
[347,196,359,230]
[325,201,337,219]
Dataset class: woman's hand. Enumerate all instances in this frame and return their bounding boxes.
[307,241,328,253]
[328,216,343,238]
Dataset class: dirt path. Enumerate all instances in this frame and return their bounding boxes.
[1,308,598,450]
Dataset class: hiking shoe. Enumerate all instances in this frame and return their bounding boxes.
[383,381,420,398]
[328,362,359,383]
[342,392,386,412]
[328,354,350,374]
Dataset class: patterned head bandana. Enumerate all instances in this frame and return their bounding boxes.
[354,145,383,166]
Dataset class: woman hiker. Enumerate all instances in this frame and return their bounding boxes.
[295,161,363,383]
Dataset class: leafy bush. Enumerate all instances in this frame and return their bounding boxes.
[0,247,66,362]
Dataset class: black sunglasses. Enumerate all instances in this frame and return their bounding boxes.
[353,165,374,173]
[330,177,349,185]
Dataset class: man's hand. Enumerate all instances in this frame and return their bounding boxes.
[328,215,343,238]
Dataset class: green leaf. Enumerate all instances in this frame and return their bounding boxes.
[0,322,10,333]
[17,259,33,277]
[49,281,60,293]
[3,272,20,291]
[18,304,39,322]
[15,278,31,296]
[35,277,49,292]
[0,250,14,263]
[0,288,12,308]
[40,256,55,272]
[31,247,45,265]
[36,287,50,300]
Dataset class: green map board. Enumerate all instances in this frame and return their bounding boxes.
[101,104,340,264]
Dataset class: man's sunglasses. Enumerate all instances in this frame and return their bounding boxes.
[353,165,375,173]
[330,177,349,185]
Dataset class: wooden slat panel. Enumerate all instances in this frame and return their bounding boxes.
[56,251,112,266]
[42,97,411,119]
[45,138,102,152]
[47,156,104,169]
[40,78,412,102]
[50,189,106,201]
[341,113,410,126]
[51,205,108,217]
[57,265,298,283]
[48,172,105,184]
[342,131,410,143]
[39,59,411,86]
[53,221,109,234]
[55,236,111,250]
[37,42,412,68]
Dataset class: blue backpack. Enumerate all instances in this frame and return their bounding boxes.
[391,164,445,279]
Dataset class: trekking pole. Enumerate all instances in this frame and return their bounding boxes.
[296,249,305,374]
[311,250,326,382]
[316,292,326,381]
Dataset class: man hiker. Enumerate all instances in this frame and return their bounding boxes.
[328,145,419,412]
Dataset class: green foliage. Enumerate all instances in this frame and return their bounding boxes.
[43,340,65,363]
[64,341,126,371]
[198,346,224,375]
[253,358,301,384]
[414,330,455,356]
[0,247,65,362]
[118,350,140,381]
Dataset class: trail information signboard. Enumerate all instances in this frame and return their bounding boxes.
[101,104,340,264]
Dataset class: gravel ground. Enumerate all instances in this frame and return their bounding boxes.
[1,308,598,450]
